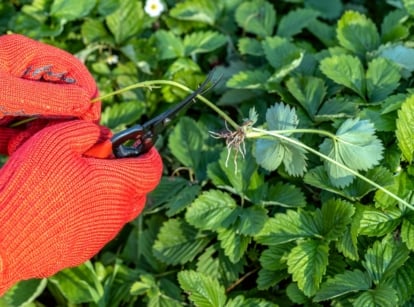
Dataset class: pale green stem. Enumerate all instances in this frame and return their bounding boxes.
[92,80,239,129]
[248,127,414,210]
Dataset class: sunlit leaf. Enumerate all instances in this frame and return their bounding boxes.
[51,0,96,22]
[226,69,270,89]
[2,279,47,306]
[358,207,401,236]
[170,0,222,25]
[287,240,329,296]
[218,227,250,263]
[238,38,264,56]
[337,10,380,54]
[320,54,365,98]
[154,30,184,60]
[178,270,227,307]
[353,284,398,307]
[396,94,414,162]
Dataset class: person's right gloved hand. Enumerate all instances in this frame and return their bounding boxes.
[0,120,163,296]
[0,34,101,155]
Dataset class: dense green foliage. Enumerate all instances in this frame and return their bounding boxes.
[2,0,414,306]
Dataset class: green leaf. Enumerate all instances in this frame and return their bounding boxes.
[336,10,380,54]
[234,205,268,236]
[51,0,96,22]
[81,19,111,44]
[105,0,144,44]
[319,54,365,98]
[285,76,327,118]
[257,269,288,291]
[166,184,201,217]
[2,279,47,306]
[266,103,298,132]
[287,240,329,296]
[336,226,359,261]
[255,210,319,245]
[170,0,222,25]
[363,236,409,284]
[321,199,355,240]
[186,190,237,231]
[168,117,205,175]
[319,118,384,187]
[358,207,401,236]
[378,43,414,75]
[226,70,270,89]
[235,0,276,37]
[304,0,342,19]
[314,270,371,302]
[226,296,279,307]
[403,0,414,16]
[154,30,184,60]
[196,244,245,286]
[353,284,398,307]
[386,256,414,303]
[178,270,227,307]
[238,38,264,56]
[48,262,103,304]
[153,219,211,265]
[366,57,400,102]
[100,101,145,130]
[264,182,306,208]
[277,8,319,38]
[381,10,409,42]
[401,213,414,250]
[262,36,303,72]
[260,244,293,271]
[396,94,414,162]
[184,31,227,56]
[218,227,250,263]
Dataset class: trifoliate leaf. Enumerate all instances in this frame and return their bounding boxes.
[153,219,211,265]
[217,227,250,263]
[396,94,414,162]
[235,0,276,37]
[226,69,270,89]
[358,207,401,237]
[178,271,227,307]
[277,8,319,38]
[286,76,327,118]
[353,284,398,307]
[319,118,384,187]
[153,30,184,60]
[366,57,400,102]
[238,38,264,56]
[336,11,380,54]
[363,236,409,284]
[287,240,329,296]
[264,182,306,208]
[184,31,227,56]
[319,54,365,98]
[185,190,237,231]
[314,270,371,302]
[169,0,222,25]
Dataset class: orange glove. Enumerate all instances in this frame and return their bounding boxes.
[0,121,163,296]
[0,34,101,155]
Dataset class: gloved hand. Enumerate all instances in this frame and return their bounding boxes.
[0,34,101,155]
[0,120,163,296]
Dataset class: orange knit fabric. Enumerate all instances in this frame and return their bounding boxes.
[0,34,101,154]
[0,121,163,295]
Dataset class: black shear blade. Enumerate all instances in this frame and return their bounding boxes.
[111,71,219,158]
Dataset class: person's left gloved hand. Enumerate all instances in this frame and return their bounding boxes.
[0,34,101,155]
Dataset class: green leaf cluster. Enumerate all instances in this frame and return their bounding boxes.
[5,0,414,306]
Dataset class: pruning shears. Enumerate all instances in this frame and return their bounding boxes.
[110,71,218,158]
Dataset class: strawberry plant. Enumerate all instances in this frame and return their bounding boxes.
[3,0,414,306]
